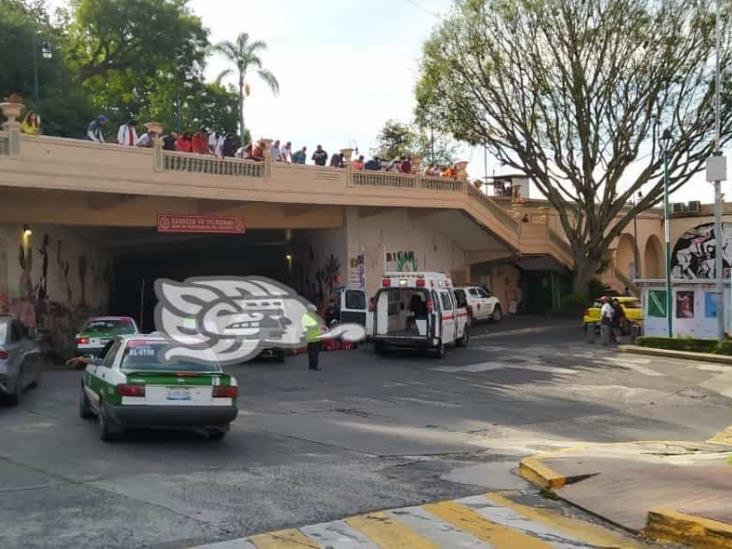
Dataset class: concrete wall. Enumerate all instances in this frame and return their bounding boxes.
[0,224,109,352]
[292,228,348,306]
[345,207,467,299]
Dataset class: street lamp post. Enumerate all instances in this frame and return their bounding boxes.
[32,36,52,100]
[661,129,673,337]
[632,191,642,280]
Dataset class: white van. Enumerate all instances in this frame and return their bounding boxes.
[369,272,470,357]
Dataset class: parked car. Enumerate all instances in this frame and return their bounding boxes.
[75,316,139,357]
[458,286,503,322]
[368,272,470,357]
[80,334,238,441]
[0,316,42,405]
[583,296,643,334]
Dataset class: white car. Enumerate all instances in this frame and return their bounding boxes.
[458,286,502,322]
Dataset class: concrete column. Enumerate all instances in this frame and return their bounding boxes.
[0,94,24,156]
[262,138,274,178]
[341,148,353,186]
[146,121,164,172]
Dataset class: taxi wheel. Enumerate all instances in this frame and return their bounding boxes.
[98,402,123,442]
[79,386,95,419]
[208,426,229,441]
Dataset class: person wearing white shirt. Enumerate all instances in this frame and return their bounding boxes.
[270,139,281,161]
[600,297,614,324]
[117,120,138,146]
[280,141,292,162]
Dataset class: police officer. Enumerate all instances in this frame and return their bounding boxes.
[302,304,325,371]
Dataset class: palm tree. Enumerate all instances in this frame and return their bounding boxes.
[214,33,279,137]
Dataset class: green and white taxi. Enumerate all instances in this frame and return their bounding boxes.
[75,316,139,356]
[80,334,238,441]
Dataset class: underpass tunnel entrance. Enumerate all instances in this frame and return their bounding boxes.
[105,228,293,331]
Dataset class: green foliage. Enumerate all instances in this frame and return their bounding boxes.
[372,119,457,165]
[588,279,612,301]
[214,32,279,136]
[635,336,732,355]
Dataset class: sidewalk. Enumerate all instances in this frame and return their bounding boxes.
[520,441,732,547]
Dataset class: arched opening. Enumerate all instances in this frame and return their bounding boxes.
[644,235,663,279]
[615,233,637,279]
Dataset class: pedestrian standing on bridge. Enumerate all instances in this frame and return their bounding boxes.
[117,120,138,146]
[312,145,328,166]
[192,127,209,154]
[85,115,108,143]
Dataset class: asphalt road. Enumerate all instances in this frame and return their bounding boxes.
[1,316,730,548]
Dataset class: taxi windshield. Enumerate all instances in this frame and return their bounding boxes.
[120,341,220,372]
[83,318,135,334]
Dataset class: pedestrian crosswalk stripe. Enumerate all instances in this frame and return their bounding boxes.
[249,528,319,548]
[422,500,552,548]
[484,492,642,548]
[301,519,378,547]
[388,506,490,547]
[345,511,440,548]
[193,491,638,548]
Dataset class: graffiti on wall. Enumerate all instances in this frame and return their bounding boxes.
[671,223,732,279]
[299,245,342,306]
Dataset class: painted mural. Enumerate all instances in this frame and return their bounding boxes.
[671,223,732,279]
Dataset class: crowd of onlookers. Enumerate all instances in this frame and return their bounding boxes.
[17,112,462,178]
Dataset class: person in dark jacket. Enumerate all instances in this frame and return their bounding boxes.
[365,156,381,170]
[222,134,236,157]
[611,299,626,343]
[162,132,177,151]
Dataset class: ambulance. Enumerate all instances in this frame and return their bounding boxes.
[368,272,470,357]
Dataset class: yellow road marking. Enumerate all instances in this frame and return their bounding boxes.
[346,511,439,548]
[250,528,320,548]
[423,500,552,548]
[708,424,732,446]
[486,492,642,548]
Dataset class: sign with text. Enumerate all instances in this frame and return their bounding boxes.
[157,214,245,234]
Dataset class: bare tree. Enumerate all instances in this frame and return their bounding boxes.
[416,0,732,294]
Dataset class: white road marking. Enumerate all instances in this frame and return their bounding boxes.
[388,506,490,547]
[601,357,664,377]
[301,518,378,547]
[432,362,576,375]
[459,495,591,548]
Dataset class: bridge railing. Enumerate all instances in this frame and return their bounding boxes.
[0,130,8,155]
[352,171,416,189]
[161,150,264,178]
[467,184,520,233]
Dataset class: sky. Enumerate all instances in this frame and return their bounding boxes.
[48,0,727,204]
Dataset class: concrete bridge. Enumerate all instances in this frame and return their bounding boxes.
[0,101,672,348]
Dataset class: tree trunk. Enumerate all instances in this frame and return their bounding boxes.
[572,253,602,298]
[238,76,245,139]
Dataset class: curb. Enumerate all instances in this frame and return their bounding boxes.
[646,508,732,548]
[519,449,732,548]
[618,345,732,365]
[518,456,568,490]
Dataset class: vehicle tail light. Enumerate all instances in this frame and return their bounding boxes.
[213,385,238,399]
[0,347,8,360]
[426,298,434,313]
[382,278,391,287]
[368,298,375,312]
[116,384,145,397]
[416,278,425,287]
[76,336,89,345]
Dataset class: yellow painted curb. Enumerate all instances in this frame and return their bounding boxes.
[518,456,567,490]
[646,508,732,548]
[708,425,732,447]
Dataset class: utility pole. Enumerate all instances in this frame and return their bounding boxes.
[708,0,728,340]
[662,129,673,337]
[32,38,39,99]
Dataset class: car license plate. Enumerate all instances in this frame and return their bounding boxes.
[167,388,191,401]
